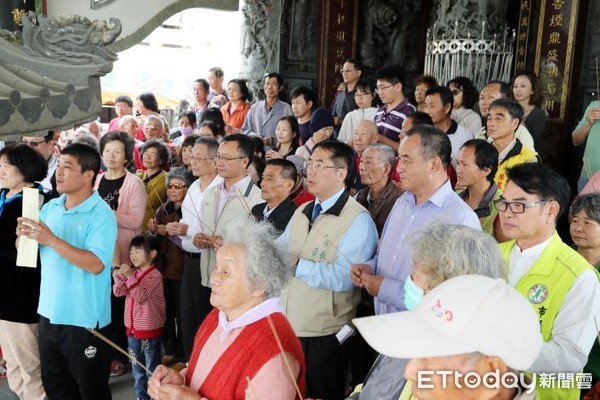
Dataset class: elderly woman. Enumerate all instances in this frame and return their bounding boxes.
[570,193,600,394]
[148,167,195,365]
[95,130,147,376]
[138,140,170,231]
[349,223,505,400]
[0,144,48,399]
[148,219,305,400]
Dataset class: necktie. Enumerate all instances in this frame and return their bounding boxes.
[311,203,322,222]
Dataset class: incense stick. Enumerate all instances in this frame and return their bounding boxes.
[583,157,593,180]
[266,315,303,400]
[245,376,260,400]
[596,57,600,101]
[86,328,153,375]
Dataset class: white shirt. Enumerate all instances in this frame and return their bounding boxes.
[338,107,378,144]
[509,237,600,373]
[179,175,224,253]
[40,154,58,193]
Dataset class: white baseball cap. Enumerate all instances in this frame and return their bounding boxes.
[353,275,543,371]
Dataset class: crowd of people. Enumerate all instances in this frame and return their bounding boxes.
[0,59,598,400]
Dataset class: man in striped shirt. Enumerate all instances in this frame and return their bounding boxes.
[373,65,416,149]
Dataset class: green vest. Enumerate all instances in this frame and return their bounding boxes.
[500,232,599,400]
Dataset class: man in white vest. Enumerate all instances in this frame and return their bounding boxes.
[191,134,262,325]
[279,141,378,400]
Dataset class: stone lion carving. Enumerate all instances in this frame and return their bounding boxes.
[0,13,121,137]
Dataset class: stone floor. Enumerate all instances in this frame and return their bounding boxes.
[0,372,136,399]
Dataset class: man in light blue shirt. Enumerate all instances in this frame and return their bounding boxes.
[241,72,293,148]
[17,143,117,400]
[279,141,378,400]
[351,125,480,315]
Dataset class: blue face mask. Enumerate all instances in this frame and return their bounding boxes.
[404,274,424,311]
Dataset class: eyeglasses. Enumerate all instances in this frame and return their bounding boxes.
[304,160,343,171]
[494,199,549,214]
[450,89,462,96]
[216,155,246,162]
[192,155,215,162]
[22,139,47,147]
[167,183,187,190]
[354,91,372,98]
[375,84,394,93]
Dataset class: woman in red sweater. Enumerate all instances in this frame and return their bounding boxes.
[147,219,305,400]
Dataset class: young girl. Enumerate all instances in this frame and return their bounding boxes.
[113,234,166,400]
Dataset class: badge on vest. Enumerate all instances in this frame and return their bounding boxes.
[528,284,548,304]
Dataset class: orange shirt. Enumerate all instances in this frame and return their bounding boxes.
[221,101,251,130]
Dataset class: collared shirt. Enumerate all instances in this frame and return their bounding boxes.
[508,234,600,373]
[369,180,480,315]
[374,99,416,142]
[278,188,378,292]
[241,99,293,146]
[498,138,518,164]
[263,204,276,219]
[40,153,58,194]
[217,176,252,217]
[458,182,499,219]
[445,120,474,161]
[38,191,117,328]
[180,175,224,253]
[217,297,283,341]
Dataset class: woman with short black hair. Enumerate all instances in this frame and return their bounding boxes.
[0,143,49,399]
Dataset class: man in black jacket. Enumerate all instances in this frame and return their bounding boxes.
[251,158,297,233]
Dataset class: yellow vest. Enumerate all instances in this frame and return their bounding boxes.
[499,232,599,400]
[495,140,537,190]
[281,193,365,337]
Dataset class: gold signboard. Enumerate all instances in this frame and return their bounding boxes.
[534,0,579,121]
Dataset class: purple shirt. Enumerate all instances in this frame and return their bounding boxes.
[367,180,480,315]
[374,99,416,142]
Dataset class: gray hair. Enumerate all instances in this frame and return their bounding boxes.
[365,143,396,167]
[166,166,195,187]
[72,132,99,151]
[412,224,505,288]
[119,115,137,127]
[221,218,293,298]
[145,115,164,129]
[195,137,219,157]
[571,193,600,224]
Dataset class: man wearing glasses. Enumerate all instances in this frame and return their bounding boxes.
[279,141,378,400]
[373,65,415,149]
[497,162,600,399]
[192,134,262,326]
[332,59,362,133]
[22,131,58,195]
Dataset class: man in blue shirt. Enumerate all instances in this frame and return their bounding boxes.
[351,125,480,315]
[17,143,117,400]
[241,72,293,148]
[279,141,378,400]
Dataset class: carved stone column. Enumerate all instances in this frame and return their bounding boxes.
[238,0,282,99]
